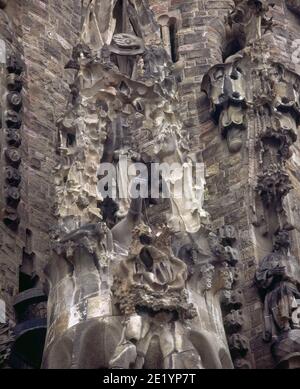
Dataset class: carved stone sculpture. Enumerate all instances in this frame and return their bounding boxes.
[2,54,23,231]
[110,224,203,369]
[81,0,116,52]
[256,165,293,209]
[202,62,247,153]
[0,323,13,368]
[256,229,300,342]
[112,225,193,318]
[228,334,250,358]
[44,0,235,370]
[227,0,273,44]
[256,228,300,367]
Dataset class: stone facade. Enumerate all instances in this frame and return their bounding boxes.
[0,0,300,369]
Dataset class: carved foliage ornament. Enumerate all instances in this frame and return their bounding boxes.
[259,127,297,161]
[256,164,293,208]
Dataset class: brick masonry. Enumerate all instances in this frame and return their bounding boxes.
[149,0,300,369]
[0,0,81,328]
[0,0,300,369]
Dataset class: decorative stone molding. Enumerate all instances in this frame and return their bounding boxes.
[210,224,252,368]
[228,333,250,358]
[201,62,247,153]
[2,53,23,231]
[224,309,245,334]
[208,227,239,266]
[256,165,293,209]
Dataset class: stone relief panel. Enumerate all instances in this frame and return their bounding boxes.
[43,0,237,370]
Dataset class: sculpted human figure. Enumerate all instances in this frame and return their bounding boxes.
[256,229,300,342]
[228,0,273,44]
[109,224,203,369]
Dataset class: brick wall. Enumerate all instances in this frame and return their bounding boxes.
[0,0,299,369]
[0,0,81,329]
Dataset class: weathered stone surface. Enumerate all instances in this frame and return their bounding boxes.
[0,0,300,370]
